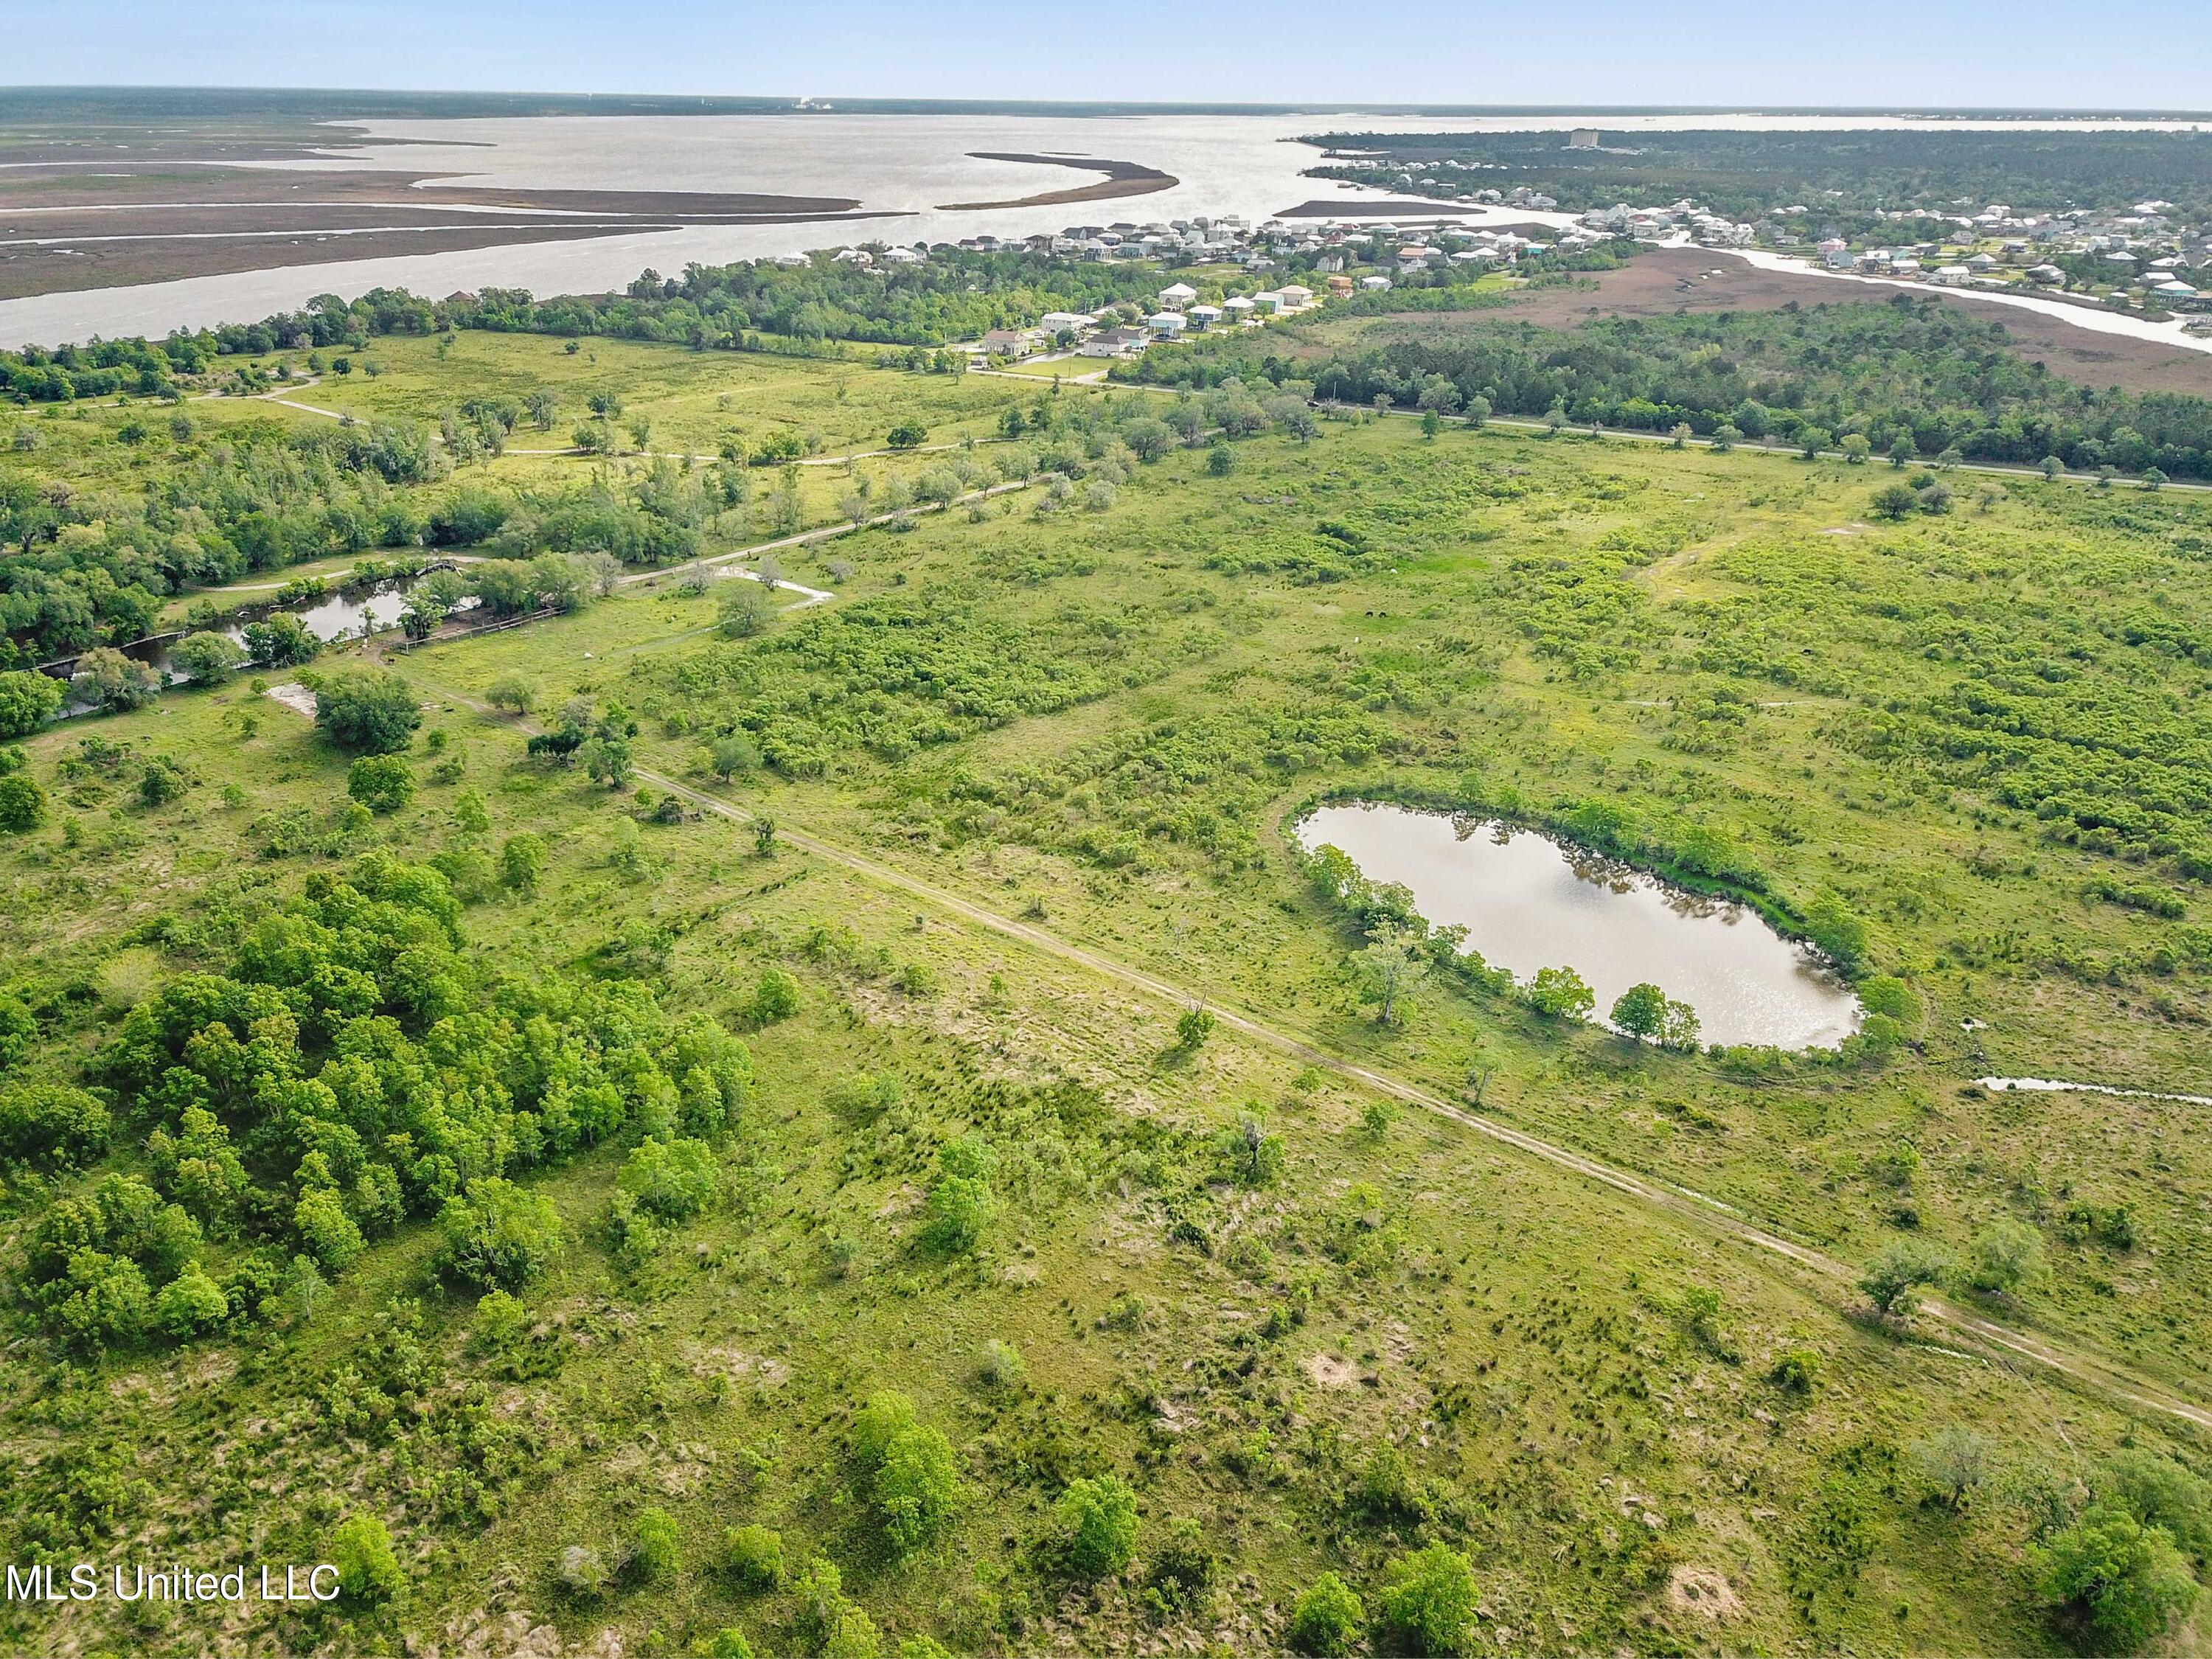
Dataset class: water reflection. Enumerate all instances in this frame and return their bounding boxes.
[1297,801,1861,1051]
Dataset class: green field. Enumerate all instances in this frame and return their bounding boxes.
[4,336,2212,1658]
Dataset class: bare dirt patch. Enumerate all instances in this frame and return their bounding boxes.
[1666,1564,1743,1618]
[1304,1352,1360,1388]
[264,682,318,717]
[1485,248,2212,399]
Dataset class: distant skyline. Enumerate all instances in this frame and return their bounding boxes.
[9,1,2212,114]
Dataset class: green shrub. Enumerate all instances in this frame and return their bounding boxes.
[1524,964,1594,1021]
[435,1178,564,1290]
[1145,1517,1217,1607]
[2098,1451,2212,1566]
[137,755,190,807]
[2034,1502,2198,1651]
[1767,1347,1823,1396]
[751,966,800,1024]
[151,1265,228,1340]
[874,1418,960,1554]
[315,670,422,754]
[630,1506,680,1582]
[720,1523,784,1592]
[1288,1571,1366,1656]
[49,1251,151,1350]
[922,1174,992,1255]
[170,632,247,686]
[331,1514,404,1603]
[500,832,547,893]
[347,754,415,814]
[0,772,46,832]
[1966,1219,2048,1296]
[468,1289,530,1354]
[293,1186,365,1272]
[0,669,64,738]
[1859,1237,1953,1318]
[1375,1542,1479,1656]
[0,1082,111,1169]
[0,993,33,1068]
[616,1135,720,1220]
[1056,1473,1138,1580]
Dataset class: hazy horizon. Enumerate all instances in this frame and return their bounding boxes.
[10,1,2211,113]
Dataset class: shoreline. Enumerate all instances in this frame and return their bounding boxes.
[934,153,1177,212]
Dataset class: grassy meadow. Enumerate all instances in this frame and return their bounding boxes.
[4,337,2212,1659]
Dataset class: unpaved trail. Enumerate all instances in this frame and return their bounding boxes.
[389,654,2212,1433]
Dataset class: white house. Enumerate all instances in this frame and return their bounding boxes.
[1039,311,1091,335]
[1146,312,1187,336]
[1187,304,1223,330]
[1078,327,1150,358]
[1222,295,1258,320]
[1360,275,1393,291]
[1158,282,1199,307]
[1252,290,1287,313]
[1278,284,1314,309]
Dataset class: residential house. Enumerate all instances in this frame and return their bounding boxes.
[1158,282,1199,308]
[981,327,1040,358]
[1077,327,1150,358]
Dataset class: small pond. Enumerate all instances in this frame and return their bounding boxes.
[1296,802,1862,1051]
[45,568,474,717]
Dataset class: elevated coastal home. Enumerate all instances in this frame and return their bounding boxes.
[1078,327,1151,358]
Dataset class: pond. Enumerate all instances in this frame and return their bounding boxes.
[44,566,473,715]
[1295,801,1863,1051]
[136,569,470,684]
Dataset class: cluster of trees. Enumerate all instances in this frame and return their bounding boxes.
[1,420,435,667]
[0,251,1180,380]
[0,333,209,403]
[9,852,754,1352]
[453,253,1180,350]
[1126,293,2212,482]
[1307,127,2212,220]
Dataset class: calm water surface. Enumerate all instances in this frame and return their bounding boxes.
[1298,801,1861,1050]
[13,108,2207,350]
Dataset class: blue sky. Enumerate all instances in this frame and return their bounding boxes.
[7,0,2209,111]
